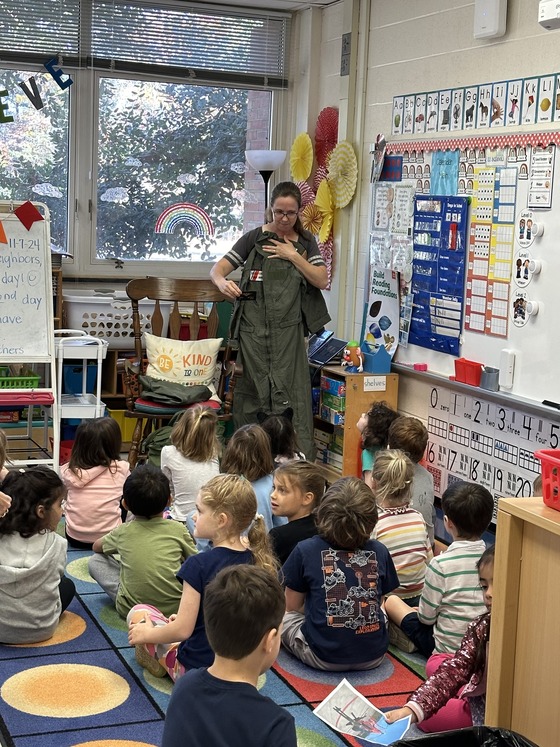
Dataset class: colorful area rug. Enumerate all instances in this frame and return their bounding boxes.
[0,547,426,747]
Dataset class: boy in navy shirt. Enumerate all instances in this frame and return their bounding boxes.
[162,565,296,747]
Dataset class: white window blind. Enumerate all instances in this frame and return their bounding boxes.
[0,0,290,87]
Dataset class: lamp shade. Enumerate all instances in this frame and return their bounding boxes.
[245,150,287,171]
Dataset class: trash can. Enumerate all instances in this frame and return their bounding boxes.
[391,726,539,747]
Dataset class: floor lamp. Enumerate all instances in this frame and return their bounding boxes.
[245,149,287,208]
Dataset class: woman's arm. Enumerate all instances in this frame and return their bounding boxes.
[210,257,242,301]
[263,240,328,289]
[128,581,200,645]
[285,587,306,613]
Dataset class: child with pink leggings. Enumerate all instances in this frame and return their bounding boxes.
[384,544,494,732]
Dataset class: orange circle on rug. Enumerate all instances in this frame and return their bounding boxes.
[7,612,86,648]
[1,665,129,717]
[72,742,156,747]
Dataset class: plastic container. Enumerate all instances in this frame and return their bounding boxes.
[63,363,98,395]
[108,408,137,442]
[454,357,483,386]
[0,374,40,389]
[63,289,171,349]
[534,449,560,510]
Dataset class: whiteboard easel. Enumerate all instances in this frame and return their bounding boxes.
[0,200,59,471]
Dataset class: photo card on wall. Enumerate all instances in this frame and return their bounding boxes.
[425,91,439,133]
[414,92,427,134]
[521,77,539,125]
[506,79,522,127]
[477,84,492,128]
[537,75,555,124]
[451,88,465,131]
[464,86,478,130]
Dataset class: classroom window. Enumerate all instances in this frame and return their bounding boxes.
[0,68,69,253]
[95,77,271,263]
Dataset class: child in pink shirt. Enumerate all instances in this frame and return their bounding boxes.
[61,417,130,549]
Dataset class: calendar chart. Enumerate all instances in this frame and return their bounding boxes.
[425,386,556,520]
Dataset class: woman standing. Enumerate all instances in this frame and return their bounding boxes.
[210,182,329,460]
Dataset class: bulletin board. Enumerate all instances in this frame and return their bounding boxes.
[384,131,560,406]
[0,201,53,361]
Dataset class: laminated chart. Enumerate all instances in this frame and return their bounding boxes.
[425,386,551,520]
[465,166,516,337]
[409,195,469,355]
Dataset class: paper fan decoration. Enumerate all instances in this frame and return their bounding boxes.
[313,164,328,192]
[327,140,358,208]
[296,180,316,208]
[315,107,339,167]
[290,133,313,182]
[315,178,334,243]
[301,202,323,235]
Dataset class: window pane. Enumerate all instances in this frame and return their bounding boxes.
[96,77,270,262]
[0,68,69,252]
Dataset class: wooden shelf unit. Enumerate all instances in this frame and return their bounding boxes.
[313,366,399,478]
[486,496,560,747]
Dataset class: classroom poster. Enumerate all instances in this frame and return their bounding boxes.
[425,386,555,520]
[363,268,399,357]
[408,195,469,356]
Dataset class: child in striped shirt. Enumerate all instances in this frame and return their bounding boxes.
[384,481,493,659]
[371,449,433,607]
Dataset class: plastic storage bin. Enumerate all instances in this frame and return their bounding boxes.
[63,290,171,349]
[534,449,560,510]
[454,357,483,386]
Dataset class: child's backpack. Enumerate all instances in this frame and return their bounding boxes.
[140,410,184,467]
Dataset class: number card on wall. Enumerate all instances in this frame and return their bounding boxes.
[425,385,557,521]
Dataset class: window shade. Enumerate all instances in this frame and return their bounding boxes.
[0,0,290,88]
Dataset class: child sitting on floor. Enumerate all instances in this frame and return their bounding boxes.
[385,480,493,659]
[160,405,220,526]
[258,408,306,466]
[128,474,278,680]
[385,545,495,733]
[221,424,287,533]
[162,565,296,747]
[371,449,433,607]
[89,464,197,618]
[282,476,399,671]
[269,460,326,564]
[388,416,435,548]
[60,417,130,549]
[0,467,75,644]
[356,401,399,489]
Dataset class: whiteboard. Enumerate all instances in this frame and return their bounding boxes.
[393,142,559,406]
[0,202,53,361]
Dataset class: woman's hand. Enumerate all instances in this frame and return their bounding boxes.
[215,276,242,301]
[0,491,11,518]
[263,238,299,262]
[384,706,416,724]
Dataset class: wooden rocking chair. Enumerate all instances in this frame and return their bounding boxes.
[118,277,238,467]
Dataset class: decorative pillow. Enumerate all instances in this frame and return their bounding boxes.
[144,332,223,400]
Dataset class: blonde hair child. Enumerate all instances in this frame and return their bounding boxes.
[161,406,220,524]
[372,449,433,606]
[128,473,277,680]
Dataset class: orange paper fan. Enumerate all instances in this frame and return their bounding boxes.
[327,140,358,208]
[290,132,313,182]
[315,178,334,243]
[301,202,323,235]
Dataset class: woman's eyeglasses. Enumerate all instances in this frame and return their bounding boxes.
[272,210,298,219]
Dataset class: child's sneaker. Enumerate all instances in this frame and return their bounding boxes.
[388,621,417,654]
[135,644,168,678]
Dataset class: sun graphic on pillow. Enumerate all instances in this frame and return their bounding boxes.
[152,343,183,375]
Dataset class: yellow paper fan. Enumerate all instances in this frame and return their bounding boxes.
[315,179,334,243]
[327,140,358,208]
[290,132,313,182]
[301,202,323,235]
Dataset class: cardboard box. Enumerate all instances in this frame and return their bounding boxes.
[320,376,346,397]
[0,410,19,423]
[320,405,345,425]
[321,391,346,412]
